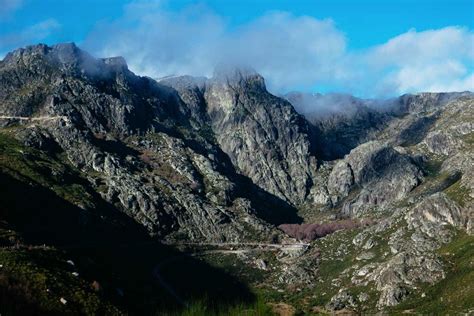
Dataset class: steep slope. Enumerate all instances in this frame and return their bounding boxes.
[285,92,393,160]
[0,43,286,243]
[0,43,289,315]
[263,93,474,313]
[285,91,471,160]
[160,68,318,206]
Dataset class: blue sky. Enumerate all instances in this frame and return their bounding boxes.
[1,0,473,96]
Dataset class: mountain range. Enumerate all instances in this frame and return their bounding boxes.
[0,43,472,315]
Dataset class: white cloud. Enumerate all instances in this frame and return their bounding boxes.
[379,60,470,93]
[0,0,23,17]
[86,2,225,78]
[0,19,61,52]
[85,4,347,91]
[363,27,474,94]
[427,73,474,92]
[221,12,347,90]
[369,27,473,66]
[84,3,473,96]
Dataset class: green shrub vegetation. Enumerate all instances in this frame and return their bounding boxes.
[390,232,474,314]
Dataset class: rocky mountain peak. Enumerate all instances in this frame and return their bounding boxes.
[157,64,318,206]
[3,42,86,66]
[101,56,128,70]
[394,91,473,114]
[1,42,133,81]
[2,43,47,62]
[211,64,266,91]
[48,42,84,64]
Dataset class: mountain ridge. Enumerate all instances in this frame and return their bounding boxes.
[0,43,472,314]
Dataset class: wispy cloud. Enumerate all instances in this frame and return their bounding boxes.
[0,19,61,54]
[0,0,23,17]
[361,27,474,94]
[83,2,473,96]
[84,4,347,92]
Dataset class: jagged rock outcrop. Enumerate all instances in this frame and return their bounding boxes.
[326,141,423,216]
[285,92,392,160]
[162,69,319,206]
[346,192,463,308]
[406,193,467,234]
[305,92,473,312]
[326,290,357,311]
[285,91,472,160]
[0,43,280,242]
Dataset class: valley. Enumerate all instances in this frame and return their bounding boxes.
[0,43,472,315]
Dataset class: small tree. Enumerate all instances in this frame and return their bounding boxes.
[278,219,371,241]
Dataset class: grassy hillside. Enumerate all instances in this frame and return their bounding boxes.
[389,232,474,314]
[0,129,274,315]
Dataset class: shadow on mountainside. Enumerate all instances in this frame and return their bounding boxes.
[0,172,256,315]
[144,123,303,226]
[236,173,304,225]
[397,115,438,147]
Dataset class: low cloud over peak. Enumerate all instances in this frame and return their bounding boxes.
[81,3,472,97]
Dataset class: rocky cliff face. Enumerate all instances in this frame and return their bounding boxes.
[285,91,471,160]
[285,92,393,160]
[0,43,286,242]
[161,68,318,206]
[326,141,423,216]
[285,92,474,312]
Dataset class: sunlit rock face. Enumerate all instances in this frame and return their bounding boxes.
[1,43,473,313]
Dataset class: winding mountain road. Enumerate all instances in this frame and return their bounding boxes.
[0,115,69,123]
[164,241,309,250]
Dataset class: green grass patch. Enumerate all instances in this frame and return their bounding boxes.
[0,246,121,315]
[307,229,362,307]
[444,179,472,207]
[161,296,274,316]
[0,130,95,209]
[462,132,474,145]
[390,231,474,314]
[421,157,444,178]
